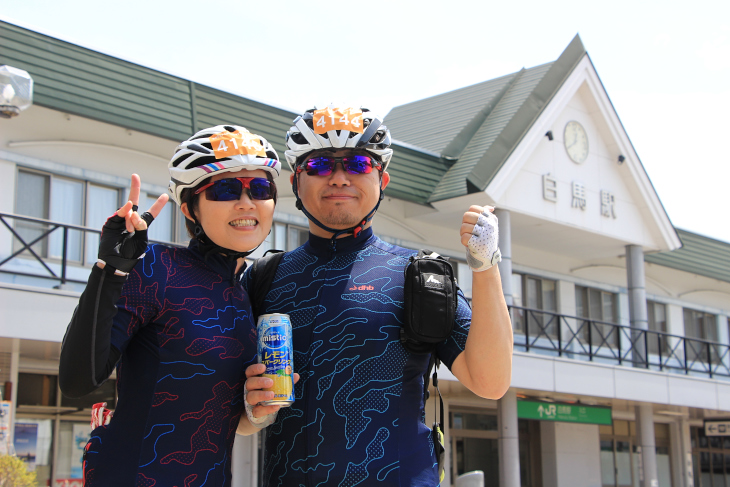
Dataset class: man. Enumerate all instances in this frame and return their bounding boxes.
[239,107,513,486]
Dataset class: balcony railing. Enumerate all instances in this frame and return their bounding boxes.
[509,305,730,380]
[0,212,182,288]
[2,213,729,381]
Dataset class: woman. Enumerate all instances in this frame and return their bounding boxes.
[59,125,281,486]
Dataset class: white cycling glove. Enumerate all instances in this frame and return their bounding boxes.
[243,382,278,428]
[466,210,502,272]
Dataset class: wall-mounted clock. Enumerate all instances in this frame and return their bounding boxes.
[564,121,589,164]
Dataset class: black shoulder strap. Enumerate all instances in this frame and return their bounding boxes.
[249,249,285,318]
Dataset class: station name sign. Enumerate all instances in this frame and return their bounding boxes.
[704,420,730,437]
[517,400,612,425]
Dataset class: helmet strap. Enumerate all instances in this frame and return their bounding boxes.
[292,173,384,251]
[189,206,262,261]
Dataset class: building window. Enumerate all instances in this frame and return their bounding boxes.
[17,373,57,407]
[511,274,558,338]
[287,224,309,250]
[647,301,668,355]
[599,421,672,487]
[691,426,730,487]
[454,261,473,300]
[575,285,619,348]
[683,308,718,365]
[450,410,499,486]
[14,169,185,268]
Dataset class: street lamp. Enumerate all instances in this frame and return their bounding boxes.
[0,65,33,119]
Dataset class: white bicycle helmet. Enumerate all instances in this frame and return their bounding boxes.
[284,107,393,171]
[168,125,281,205]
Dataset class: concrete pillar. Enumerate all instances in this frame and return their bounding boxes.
[498,389,520,487]
[8,338,19,446]
[635,404,658,487]
[626,245,649,364]
[717,316,730,372]
[495,209,513,306]
[669,417,696,487]
[677,418,695,487]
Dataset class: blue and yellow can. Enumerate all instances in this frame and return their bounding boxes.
[256,313,294,406]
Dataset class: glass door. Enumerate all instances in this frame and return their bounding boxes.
[600,438,634,487]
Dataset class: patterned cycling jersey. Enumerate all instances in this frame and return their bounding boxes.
[80,242,257,486]
[245,228,471,487]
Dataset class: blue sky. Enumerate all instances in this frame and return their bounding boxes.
[2,0,729,243]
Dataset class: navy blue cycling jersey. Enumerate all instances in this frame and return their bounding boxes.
[62,241,256,487]
[245,227,471,487]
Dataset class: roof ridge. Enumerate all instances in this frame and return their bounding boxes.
[441,68,526,161]
[465,34,587,192]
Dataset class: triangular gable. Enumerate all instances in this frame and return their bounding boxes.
[485,54,681,252]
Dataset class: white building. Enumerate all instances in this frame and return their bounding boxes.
[0,21,728,487]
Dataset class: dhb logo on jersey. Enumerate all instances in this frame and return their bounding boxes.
[349,285,375,291]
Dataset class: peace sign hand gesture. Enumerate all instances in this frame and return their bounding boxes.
[97,174,169,275]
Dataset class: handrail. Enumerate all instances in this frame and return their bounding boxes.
[0,211,184,287]
[1,212,728,380]
[509,304,730,380]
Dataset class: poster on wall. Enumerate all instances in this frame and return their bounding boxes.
[0,401,12,455]
[71,424,91,478]
[14,422,38,470]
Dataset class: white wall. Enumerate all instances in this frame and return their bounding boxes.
[0,285,79,342]
[540,421,602,487]
[510,351,730,410]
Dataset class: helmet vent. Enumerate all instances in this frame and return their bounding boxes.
[223,125,237,132]
[171,152,193,168]
[291,133,308,145]
[188,143,210,154]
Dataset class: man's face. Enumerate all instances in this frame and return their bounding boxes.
[290,149,390,238]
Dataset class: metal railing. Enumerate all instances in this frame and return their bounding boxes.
[1,212,728,380]
[0,212,183,287]
[509,305,730,380]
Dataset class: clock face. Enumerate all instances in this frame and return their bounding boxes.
[564,121,589,164]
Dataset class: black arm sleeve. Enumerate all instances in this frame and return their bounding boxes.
[58,265,127,398]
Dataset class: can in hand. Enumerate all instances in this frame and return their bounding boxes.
[256,313,294,407]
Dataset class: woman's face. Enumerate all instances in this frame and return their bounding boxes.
[182,168,275,253]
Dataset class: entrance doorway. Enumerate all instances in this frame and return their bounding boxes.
[449,409,542,487]
[450,409,499,486]
[599,420,672,487]
[691,426,730,487]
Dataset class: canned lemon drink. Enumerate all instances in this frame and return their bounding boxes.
[257,313,294,406]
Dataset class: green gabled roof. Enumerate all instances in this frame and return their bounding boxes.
[646,229,730,284]
[381,142,445,203]
[429,63,553,201]
[0,20,297,156]
[1,21,194,141]
[384,71,519,154]
[385,34,587,202]
[193,85,296,158]
[0,19,441,200]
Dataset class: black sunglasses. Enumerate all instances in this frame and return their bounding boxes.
[194,177,275,201]
[298,154,382,176]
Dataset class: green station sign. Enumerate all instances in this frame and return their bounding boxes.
[517,400,612,425]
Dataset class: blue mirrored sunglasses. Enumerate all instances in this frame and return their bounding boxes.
[194,177,275,201]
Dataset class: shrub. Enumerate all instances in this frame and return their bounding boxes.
[0,454,37,487]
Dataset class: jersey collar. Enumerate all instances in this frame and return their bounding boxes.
[305,227,375,257]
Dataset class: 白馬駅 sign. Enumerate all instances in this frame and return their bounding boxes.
[517,400,612,425]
